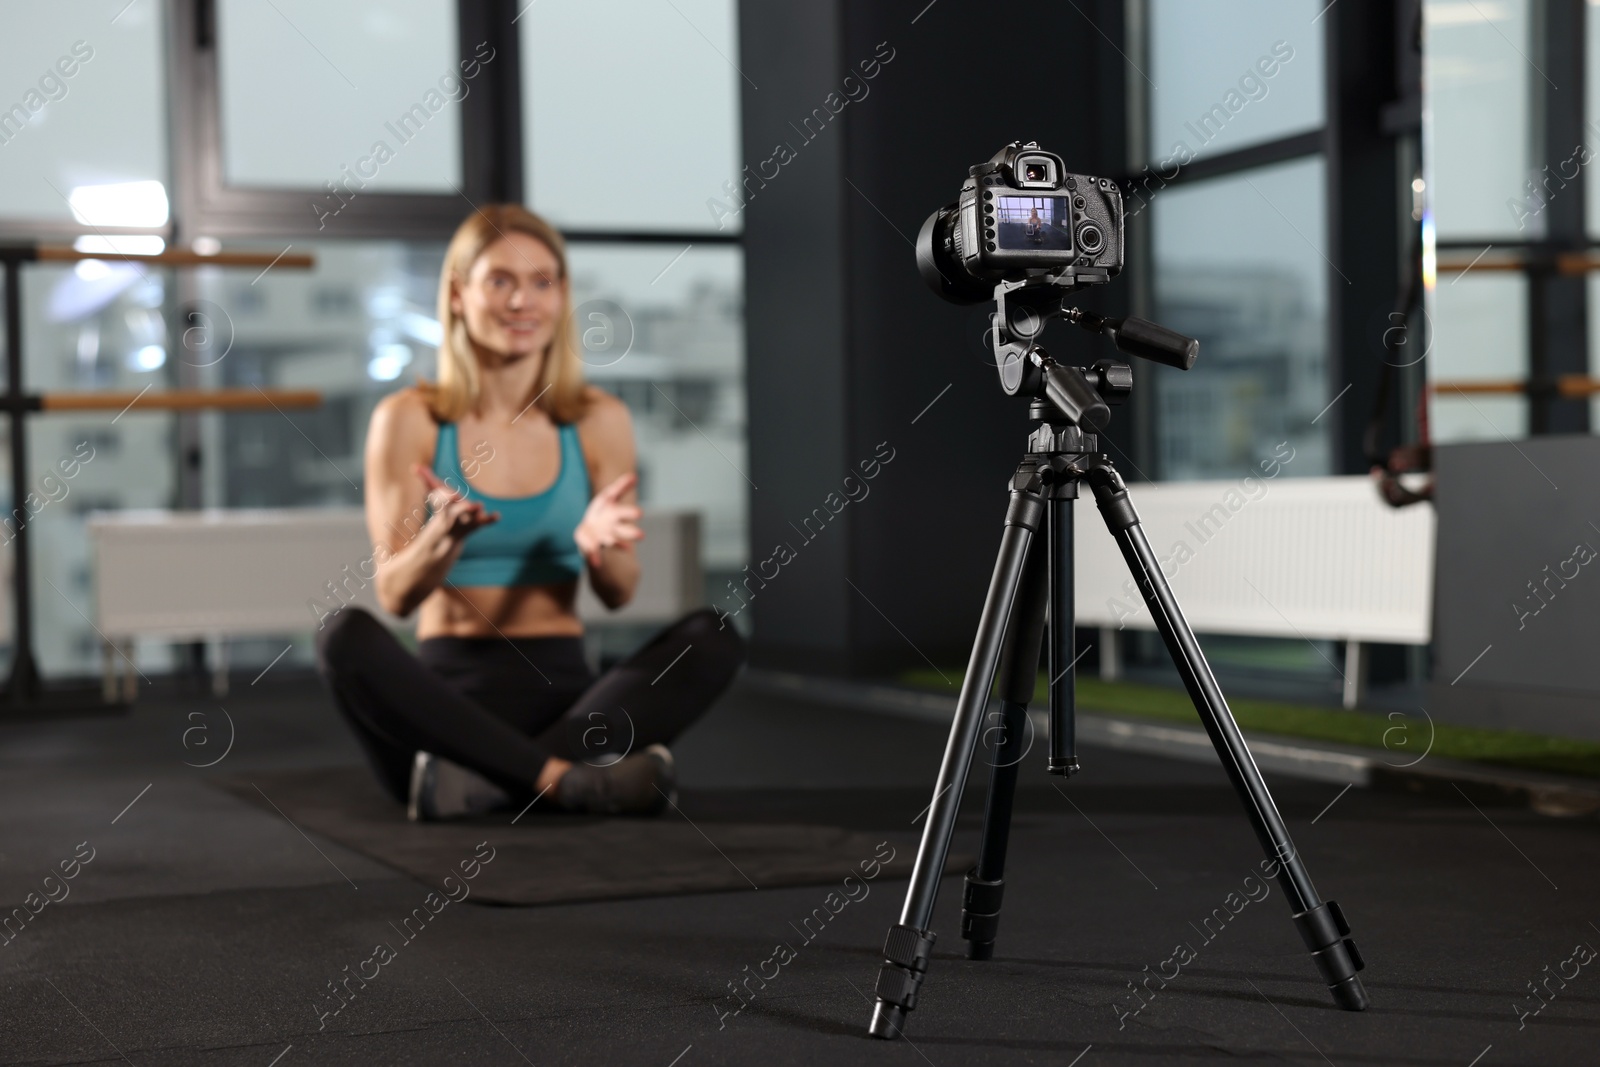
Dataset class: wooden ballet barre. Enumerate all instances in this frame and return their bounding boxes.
[32,246,316,270]
[1437,252,1600,276]
[38,388,322,412]
[1431,376,1600,397]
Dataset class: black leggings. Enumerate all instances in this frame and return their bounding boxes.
[313,606,745,804]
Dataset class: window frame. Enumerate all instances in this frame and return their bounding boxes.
[1129,1,1329,482]
[1128,0,1422,477]
[1429,0,1590,436]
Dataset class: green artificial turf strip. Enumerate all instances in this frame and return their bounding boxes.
[898,669,1600,780]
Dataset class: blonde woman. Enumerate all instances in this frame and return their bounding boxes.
[315,205,744,818]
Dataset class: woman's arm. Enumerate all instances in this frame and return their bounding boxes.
[575,389,643,610]
[366,391,499,617]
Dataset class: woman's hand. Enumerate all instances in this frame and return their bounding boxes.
[574,472,643,569]
[413,464,499,558]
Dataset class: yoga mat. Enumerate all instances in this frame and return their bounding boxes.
[213,768,968,906]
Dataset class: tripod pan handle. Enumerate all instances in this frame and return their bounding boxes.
[1108,316,1199,371]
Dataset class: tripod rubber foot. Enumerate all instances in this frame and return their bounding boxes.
[967,940,995,961]
[1331,974,1370,1011]
[1291,899,1369,1010]
[868,923,935,1038]
[1047,756,1081,776]
[868,1001,907,1040]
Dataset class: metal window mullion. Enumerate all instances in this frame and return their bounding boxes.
[1529,0,1589,434]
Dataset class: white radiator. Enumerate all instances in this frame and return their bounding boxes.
[88,509,399,640]
[1073,475,1434,706]
[86,507,703,697]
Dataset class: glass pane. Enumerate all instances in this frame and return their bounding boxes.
[565,244,747,580]
[190,241,447,509]
[217,0,463,193]
[1147,0,1323,165]
[1424,0,1533,238]
[1429,273,1527,441]
[22,258,175,393]
[0,2,167,223]
[26,415,172,677]
[521,0,742,233]
[14,255,184,677]
[1151,157,1330,480]
[5,231,183,678]
[1588,7,1600,237]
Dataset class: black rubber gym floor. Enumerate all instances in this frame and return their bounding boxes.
[0,674,1595,1065]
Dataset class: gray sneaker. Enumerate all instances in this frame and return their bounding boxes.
[407,751,512,822]
[555,744,676,816]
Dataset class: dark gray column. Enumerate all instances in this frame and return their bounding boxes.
[741,0,1129,674]
[1326,0,1406,475]
[738,1,852,672]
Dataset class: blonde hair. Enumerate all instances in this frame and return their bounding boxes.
[421,204,588,424]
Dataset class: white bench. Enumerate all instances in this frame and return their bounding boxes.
[1072,475,1435,708]
[86,507,703,699]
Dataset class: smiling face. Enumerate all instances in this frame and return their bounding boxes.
[451,231,567,363]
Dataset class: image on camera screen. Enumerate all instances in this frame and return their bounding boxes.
[995,195,1073,251]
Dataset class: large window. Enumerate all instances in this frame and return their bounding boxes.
[0,2,177,676]
[1143,2,1330,481]
[0,1,168,231]
[1425,0,1533,442]
[564,246,746,572]
[216,0,464,193]
[1151,157,1329,480]
[1427,0,1532,237]
[1137,0,1335,689]
[190,240,447,509]
[0,2,747,681]
[1432,273,1529,441]
[520,0,741,234]
[1148,0,1324,165]
[519,0,747,611]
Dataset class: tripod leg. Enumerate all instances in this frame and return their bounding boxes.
[1086,464,1369,1012]
[868,480,1046,1040]
[962,533,1049,961]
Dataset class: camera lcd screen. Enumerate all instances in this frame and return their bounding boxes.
[994,195,1073,251]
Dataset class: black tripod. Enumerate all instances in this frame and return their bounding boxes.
[866,286,1368,1039]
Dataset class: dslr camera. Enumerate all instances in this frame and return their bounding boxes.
[916,140,1193,410]
[917,140,1125,305]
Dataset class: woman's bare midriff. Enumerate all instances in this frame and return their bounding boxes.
[415,583,584,640]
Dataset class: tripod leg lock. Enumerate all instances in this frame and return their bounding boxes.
[1086,464,1138,532]
[1292,900,1369,1010]
[874,924,938,1010]
[960,869,1005,957]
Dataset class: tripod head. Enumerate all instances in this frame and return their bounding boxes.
[989,277,1200,433]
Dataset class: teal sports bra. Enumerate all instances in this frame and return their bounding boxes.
[431,420,592,588]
